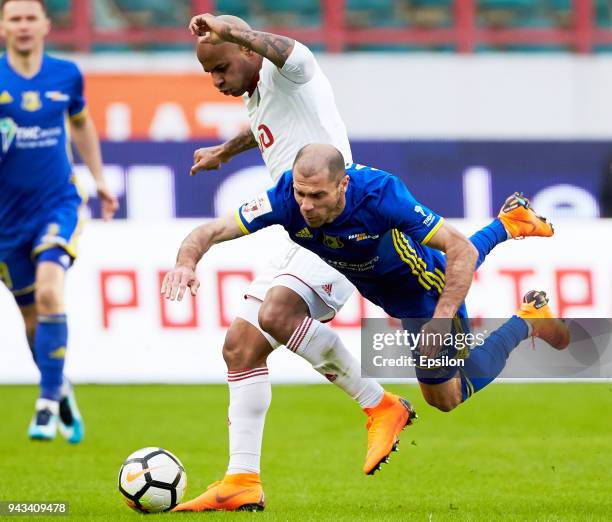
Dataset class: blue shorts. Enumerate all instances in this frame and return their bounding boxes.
[402,307,471,385]
[0,196,83,307]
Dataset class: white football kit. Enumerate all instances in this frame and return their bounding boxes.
[239,41,354,332]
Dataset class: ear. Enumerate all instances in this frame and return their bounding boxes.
[342,175,350,190]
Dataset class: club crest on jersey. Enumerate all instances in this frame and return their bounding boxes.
[241,192,272,223]
[0,117,17,154]
[322,234,344,249]
[21,91,42,112]
[0,90,14,104]
[295,227,313,239]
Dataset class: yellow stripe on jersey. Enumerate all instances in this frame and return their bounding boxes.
[422,217,445,246]
[235,209,251,236]
[392,229,444,294]
[396,231,446,291]
[69,107,88,123]
[392,229,445,294]
[459,368,475,398]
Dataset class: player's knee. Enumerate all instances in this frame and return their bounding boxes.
[222,320,270,371]
[425,393,461,412]
[20,306,37,340]
[35,284,63,314]
[258,290,308,342]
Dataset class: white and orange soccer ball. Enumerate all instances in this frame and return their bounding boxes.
[118,447,187,513]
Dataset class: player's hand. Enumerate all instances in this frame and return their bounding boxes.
[189,13,226,44]
[96,183,119,221]
[190,146,229,176]
[161,265,200,301]
[417,318,452,359]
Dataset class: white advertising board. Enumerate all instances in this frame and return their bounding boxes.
[1,220,610,383]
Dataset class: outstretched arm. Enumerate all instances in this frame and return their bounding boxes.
[189,13,295,68]
[190,127,257,176]
[425,222,478,318]
[161,214,245,300]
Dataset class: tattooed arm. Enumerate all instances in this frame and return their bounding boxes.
[190,128,257,176]
[189,13,295,68]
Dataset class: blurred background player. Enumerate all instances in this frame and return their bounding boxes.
[176,13,413,510]
[0,0,118,442]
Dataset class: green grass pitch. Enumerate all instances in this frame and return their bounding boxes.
[1,383,611,521]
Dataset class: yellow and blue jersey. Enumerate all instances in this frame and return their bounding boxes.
[237,163,456,318]
[0,53,86,258]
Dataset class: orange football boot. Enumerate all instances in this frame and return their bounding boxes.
[498,192,554,239]
[172,473,264,512]
[518,290,570,350]
[363,392,417,475]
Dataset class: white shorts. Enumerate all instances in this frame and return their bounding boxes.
[244,237,355,322]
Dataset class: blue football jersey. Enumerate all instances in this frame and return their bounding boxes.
[236,163,452,318]
[0,53,86,257]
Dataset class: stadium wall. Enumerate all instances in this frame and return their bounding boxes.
[72,53,612,140]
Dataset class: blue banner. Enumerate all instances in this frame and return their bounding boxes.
[87,140,612,220]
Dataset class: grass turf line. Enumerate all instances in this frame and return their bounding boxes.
[1,383,611,521]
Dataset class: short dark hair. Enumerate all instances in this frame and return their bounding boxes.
[1,0,47,14]
[293,144,346,183]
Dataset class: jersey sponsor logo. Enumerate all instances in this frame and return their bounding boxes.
[322,283,333,296]
[0,117,17,153]
[423,213,435,226]
[5,124,63,150]
[241,192,272,223]
[295,227,313,239]
[325,256,379,272]
[0,90,13,104]
[348,232,380,241]
[322,234,344,249]
[257,124,274,151]
[21,91,42,112]
[45,91,70,102]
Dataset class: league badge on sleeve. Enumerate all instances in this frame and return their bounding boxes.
[241,192,273,223]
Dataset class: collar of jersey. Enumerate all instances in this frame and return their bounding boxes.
[4,52,47,80]
[246,71,260,97]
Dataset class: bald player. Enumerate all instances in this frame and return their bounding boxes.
[164,144,564,512]
[174,13,413,511]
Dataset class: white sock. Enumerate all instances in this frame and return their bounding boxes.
[287,317,384,409]
[226,368,271,475]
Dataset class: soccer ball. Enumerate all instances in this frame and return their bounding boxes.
[118,447,187,513]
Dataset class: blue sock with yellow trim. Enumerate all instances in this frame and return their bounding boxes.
[36,314,68,402]
[469,218,509,270]
[460,316,528,401]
